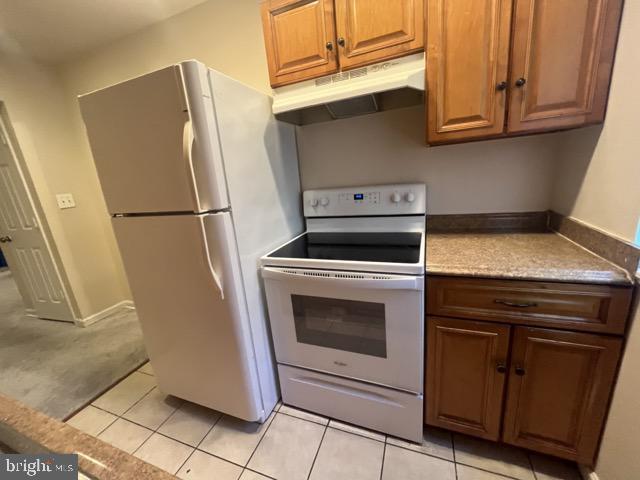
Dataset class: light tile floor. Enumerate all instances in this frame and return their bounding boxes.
[67,364,583,480]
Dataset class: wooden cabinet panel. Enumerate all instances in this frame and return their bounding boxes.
[503,327,622,464]
[260,0,339,87]
[507,0,624,133]
[426,316,510,440]
[427,276,632,335]
[426,0,512,144]
[334,0,424,70]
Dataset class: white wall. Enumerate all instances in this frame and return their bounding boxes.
[551,3,640,243]
[58,0,270,95]
[298,106,560,214]
[549,2,640,479]
[0,49,129,319]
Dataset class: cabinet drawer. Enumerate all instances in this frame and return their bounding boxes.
[427,276,632,334]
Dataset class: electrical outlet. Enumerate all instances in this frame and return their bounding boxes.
[56,193,76,209]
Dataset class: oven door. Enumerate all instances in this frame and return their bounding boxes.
[262,267,424,393]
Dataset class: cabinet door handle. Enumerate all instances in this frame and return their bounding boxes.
[514,366,526,376]
[337,37,346,47]
[496,81,507,91]
[515,77,527,87]
[0,236,12,243]
[494,299,537,308]
[496,363,507,374]
[326,41,333,51]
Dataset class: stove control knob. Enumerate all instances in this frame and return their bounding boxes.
[309,198,318,207]
[320,197,330,206]
[405,192,416,203]
[391,192,401,203]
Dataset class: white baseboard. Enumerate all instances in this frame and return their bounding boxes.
[579,465,599,480]
[74,300,136,327]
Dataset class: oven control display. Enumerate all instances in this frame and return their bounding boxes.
[339,192,380,205]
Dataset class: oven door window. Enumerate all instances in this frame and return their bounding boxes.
[291,294,386,358]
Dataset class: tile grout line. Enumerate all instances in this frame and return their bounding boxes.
[328,424,385,444]
[379,442,387,480]
[454,462,528,480]
[527,452,539,480]
[305,422,329,480]
[153,407,223,476]
[174,411,226,475]
[93,412,119,438]
[243,466,278,480]
[278,408,388,444]
[242,410,278,471]
[277,409,329,427]
[451,432,458,480]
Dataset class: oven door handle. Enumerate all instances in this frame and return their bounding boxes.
[261,267,424,291]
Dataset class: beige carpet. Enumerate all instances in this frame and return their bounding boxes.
[0,269,147,419]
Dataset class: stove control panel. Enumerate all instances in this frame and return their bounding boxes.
[304,183,426,217]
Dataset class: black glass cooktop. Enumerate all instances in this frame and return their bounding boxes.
[268,232,422,264]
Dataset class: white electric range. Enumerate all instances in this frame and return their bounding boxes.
[261,183,425,442]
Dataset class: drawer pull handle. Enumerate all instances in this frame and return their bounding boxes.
[494,299,538,308]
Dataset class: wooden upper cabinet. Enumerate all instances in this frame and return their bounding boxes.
[426,0,513,144]
[334,0,424,70]
[260,0,339,87]
[503,327,622,465]
[507,0,624,133]
[426,316,510,440]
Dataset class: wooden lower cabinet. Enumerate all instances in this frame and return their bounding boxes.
[425,318,623,465]
[503,327,622,465]
[425,316,510,440]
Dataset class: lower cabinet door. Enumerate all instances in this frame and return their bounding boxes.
[426,316,510,440]
[503,327,622,465]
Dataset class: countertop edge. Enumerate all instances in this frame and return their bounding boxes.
[424,267,635,287]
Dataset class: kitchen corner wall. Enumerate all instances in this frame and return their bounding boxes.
[297,106,560,213]
[551,2,640,479]
[0,50,130,320]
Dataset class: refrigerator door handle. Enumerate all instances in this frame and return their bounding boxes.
[183,120,202,210]
[198,219,224,299]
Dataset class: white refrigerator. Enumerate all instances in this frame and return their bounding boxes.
[79,61,303,422]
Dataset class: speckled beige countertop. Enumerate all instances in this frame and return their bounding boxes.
[426,232,634,285]
[0,394,177,480]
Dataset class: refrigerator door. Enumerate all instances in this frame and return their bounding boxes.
[111,212,264,421]
[79,61,228,214]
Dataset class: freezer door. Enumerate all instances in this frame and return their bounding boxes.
[111,212,265,421]
[79,61,228,214]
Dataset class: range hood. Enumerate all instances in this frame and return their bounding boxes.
[272,52,425,125]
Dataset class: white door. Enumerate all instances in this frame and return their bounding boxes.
[111,212,266,421]
[262,267,424,393]
[79,61,228,215]
[0,115,74,321]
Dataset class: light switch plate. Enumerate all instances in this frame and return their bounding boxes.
[56,193,76,209]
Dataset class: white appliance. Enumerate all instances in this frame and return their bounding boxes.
[273,53,425,125]
[79,61,303,423]
[261,184,425,442]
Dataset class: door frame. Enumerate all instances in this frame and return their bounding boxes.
[0,102,77,321]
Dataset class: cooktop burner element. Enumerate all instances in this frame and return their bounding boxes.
[268,232,422,264]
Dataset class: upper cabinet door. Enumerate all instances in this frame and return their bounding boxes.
[503,327,622,464]
[261,0,339,87]
[426,0,513,144]
[507,0,624,133]
[334,0,424,70]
